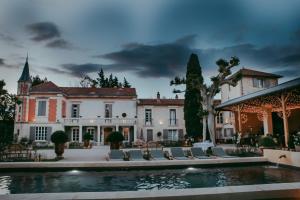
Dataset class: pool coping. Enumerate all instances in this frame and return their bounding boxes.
[1,182,300,200]
[0,157,267,170]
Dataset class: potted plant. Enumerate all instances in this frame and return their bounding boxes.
[106,131,124,149]
[293,132,300,152]
[258,135,276,149]
[51,130,68,159]
[83,132,93,148]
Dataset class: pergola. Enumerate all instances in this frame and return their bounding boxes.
[215,77,300,147]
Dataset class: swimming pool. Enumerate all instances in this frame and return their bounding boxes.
[1,164,300,194]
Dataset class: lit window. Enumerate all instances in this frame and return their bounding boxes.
[35,127,47,141]
[216,112,223,124]
[123,128,129,141]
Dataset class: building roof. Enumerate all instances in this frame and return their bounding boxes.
[228,68,282,80]
[18,56,32,82]
[216,77,300,110]
[30,81,137,98]
[138,98,184,106]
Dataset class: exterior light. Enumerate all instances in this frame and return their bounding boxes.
[159,121,163,125]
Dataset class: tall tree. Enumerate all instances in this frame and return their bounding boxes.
[171,54,240,144]
[123,78,131,88]
[173,54,204,139]
[97,68,105,87]
[0,80,15,153]
[31,75,47,87]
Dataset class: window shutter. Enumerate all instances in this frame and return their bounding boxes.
[163,129,168,141]
[109,104,112,118]
[77,104,80,118]
[29,126,35,141]
[47,127,52,141]
[178,129,184,140]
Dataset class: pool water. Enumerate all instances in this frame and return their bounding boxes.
[1,165,300,194]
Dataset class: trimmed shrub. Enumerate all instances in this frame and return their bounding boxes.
[83,132,93,141]
[258,135,276,148]
[106,131,124,143]
[51,130,68,144]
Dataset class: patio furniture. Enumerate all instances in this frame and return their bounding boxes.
[190,147,211,159]
[108,150,125,161]
[170,147,189,160]
[128,150,145,161]
[212,147,237,158]
[193,141,214,151]
[150,149,168,160]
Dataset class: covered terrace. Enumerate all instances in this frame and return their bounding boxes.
[216,77,300,147]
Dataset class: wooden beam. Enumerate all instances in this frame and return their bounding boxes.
[281,93,289,147]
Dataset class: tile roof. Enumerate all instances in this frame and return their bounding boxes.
[229,68,282,80]
[30,81,137,97]
[138,98,184,106]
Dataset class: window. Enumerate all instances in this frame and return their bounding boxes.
[72,128,79,142]
[253,78,264,88]
[224,128,234,138]
[105,104,112,118]
[145,109,152,125]
[216,112,223,124]
[35,127,47,141]
[123,127,129,141]
[169,109,177,125]
[71,104,80,118]
[86,128,95,141]
[37,101,46,116]
[168,129,178,141]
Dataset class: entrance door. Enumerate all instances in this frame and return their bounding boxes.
[104,127,113,145]
[147,129,153,142]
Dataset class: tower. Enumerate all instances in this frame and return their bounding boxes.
[17,55,32,95]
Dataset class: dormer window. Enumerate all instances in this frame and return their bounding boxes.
[253,78,264,88]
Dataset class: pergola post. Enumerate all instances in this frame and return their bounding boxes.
[281,93,289,147]
[263,107,273,135]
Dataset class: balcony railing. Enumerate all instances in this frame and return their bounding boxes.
[144,118,153,127]
[63,117,136,126]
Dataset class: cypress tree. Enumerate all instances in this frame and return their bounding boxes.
[123,78,131,88]
[184,53,204,139]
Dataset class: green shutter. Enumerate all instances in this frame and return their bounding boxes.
[163,129,168,141]
[29,126,35,141]
[47,127,52,141]
[178,129,184,141]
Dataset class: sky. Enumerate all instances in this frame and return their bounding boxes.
[0,0,300,98]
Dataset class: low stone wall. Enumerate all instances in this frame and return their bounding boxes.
[264,149,300,167]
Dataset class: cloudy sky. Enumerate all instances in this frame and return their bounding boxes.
[0,0,300,98]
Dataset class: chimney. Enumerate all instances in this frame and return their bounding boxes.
[157,92,160,99]
[175,94,178,99]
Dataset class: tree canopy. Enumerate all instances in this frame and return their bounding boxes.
[31,75,48,87]
[80,68,132,88]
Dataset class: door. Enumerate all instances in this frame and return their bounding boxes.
[104,127,113,145]
[146,129,153,142]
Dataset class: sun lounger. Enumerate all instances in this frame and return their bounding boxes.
[109,150,124,161]
[191,147,211,159]
[170,147,189,160]
[150,149,168,160]
[212,147,237,158]
[128,150,145,161]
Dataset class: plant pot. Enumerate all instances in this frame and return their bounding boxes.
[110,142,120,150]
[295,145,300,152]
[55,143,65,159]
[84,140,90,148]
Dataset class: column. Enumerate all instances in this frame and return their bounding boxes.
[116,125,119,132]
[97,125,101,145]
[100,127,104,145]
[263,109,273,135]
[79,125,83,142]
[133,124,137,142]
[237,105,242,133]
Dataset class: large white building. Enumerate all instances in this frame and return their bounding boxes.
[14,58,186,145]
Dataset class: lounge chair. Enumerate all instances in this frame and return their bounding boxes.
[150,149,168,160]
[108,150,124,161]
[212,147,237,158]
[128,150,145,161]
[191,147,211,159]
[170,147,189,160]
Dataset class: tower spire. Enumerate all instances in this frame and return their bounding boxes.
[18,54,31,83]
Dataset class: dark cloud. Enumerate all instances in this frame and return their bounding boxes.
[26,22,60,41]
[94,35,195,78]
[0,58,18,69]
[47,63,101,78]
[46,39,73,49]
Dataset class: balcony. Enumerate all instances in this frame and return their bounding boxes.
[63,117,137,126]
